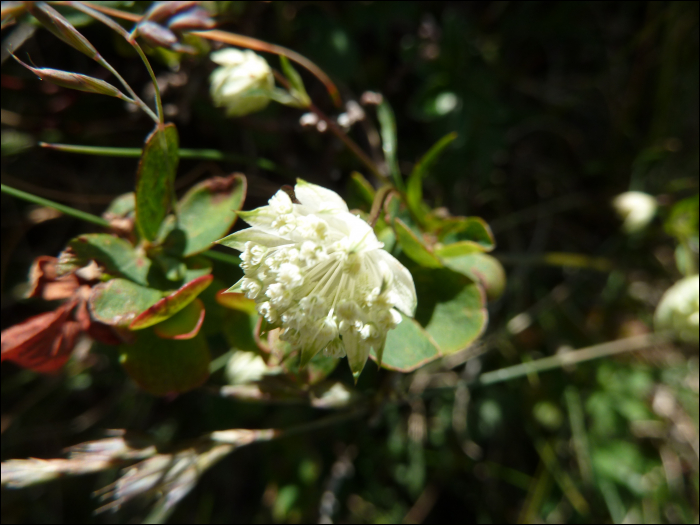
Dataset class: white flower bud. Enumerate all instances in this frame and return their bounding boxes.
[209,48,274,117]
[613,191,658,233]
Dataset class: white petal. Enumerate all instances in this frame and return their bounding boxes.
[373,250,417,316]
[294,179,348,213]
[217,228,292,251]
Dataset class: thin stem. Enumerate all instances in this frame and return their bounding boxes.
[66,1,163,123]
[309,102,388,184]
[39,142,293,178]
[368,186,394,227]
[474,332,672,388]
[1,183,109,228]
[78,2,342,107]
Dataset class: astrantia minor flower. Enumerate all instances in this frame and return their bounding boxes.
[217,180,417,379]
[209,48,274,117]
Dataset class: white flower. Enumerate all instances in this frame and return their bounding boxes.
[655,275,699,344]
[209,48,274,117]
[218,180,417,380]
[613,191,658,233]
[225,350,269,385]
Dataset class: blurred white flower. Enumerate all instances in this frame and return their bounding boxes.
[655,274,699,344]
[225,350,269,385]
[218,180,417,380]
[613,191,658,233]
[209,48,274,117]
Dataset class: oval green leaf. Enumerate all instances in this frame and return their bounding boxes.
[441,253,506,301]
[129,274,213,330]
[136,123,179,241]
[89,278,163,327]
[373,313,441,372]
[172,173,247,256]
[57,234,151,285]
[120,330,210,396]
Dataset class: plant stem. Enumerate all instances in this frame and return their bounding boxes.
[38,142,291,177]
[1,183,109,227]
[309,102,389,184]
[474,332,672,387]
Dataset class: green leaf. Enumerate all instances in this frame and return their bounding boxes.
[153,298,205,340]
[279,55,310,107]
[434,240,485,258]
[135,123,179,241]
[347,171,376,209]
[103,192,135,218]
[434,216,495,251]
[170,174,247,257]
[407,132,457,222]
[120,330,210,396]
[58,234,151,285]
[377,98,401,188]
[441,253,506,301]
[414,267,488,354]
[394,218,442,268]
[130,274,214,330]
[375,313,441,372]
[89,278,163,327]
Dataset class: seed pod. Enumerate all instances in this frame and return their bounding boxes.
[26,2,100,61]
[167,7,215,31]
[12,55,129,100]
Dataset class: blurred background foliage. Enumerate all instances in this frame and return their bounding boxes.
[1,1,698,523]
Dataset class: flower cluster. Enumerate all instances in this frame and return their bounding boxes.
[218,180,417,379]
[209,48,274,117]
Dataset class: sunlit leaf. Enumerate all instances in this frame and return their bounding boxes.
[375,313,441,372]
[89,279,162,327]
[57,234,151,285]
[441,252,506,300]
[170,174,247,257]
[129,275,213,330]
[135,123,179,241]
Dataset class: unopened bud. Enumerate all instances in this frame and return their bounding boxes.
[12,55,128,100]
[135,21,178,48]
[167,7,215,31]
[27,2,100,61]
[141,1,197,23]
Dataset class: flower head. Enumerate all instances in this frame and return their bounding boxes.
[209,48,274,117]
[655,274,699,344]
[218,180,417,380]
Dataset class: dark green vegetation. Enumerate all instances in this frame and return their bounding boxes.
[1,2,698,523]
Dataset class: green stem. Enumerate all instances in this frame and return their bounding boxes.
[474,332,672,387]
[1,183,109,227]
[39,143,293,178]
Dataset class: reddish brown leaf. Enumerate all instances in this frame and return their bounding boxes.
[1,298,79,373]
[27,255,80,301]
[75,300,125,346]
